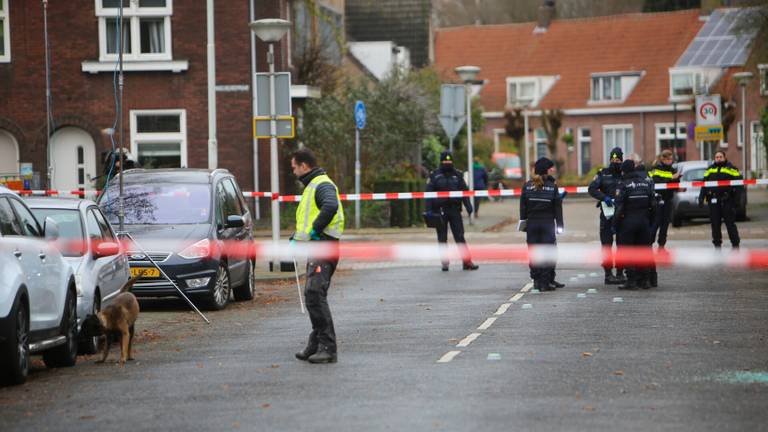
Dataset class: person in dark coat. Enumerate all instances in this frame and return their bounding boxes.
[613,160,656,290]
[588,147,625,285]
[698,150,742,249]
[426,151,479,271]
[472,157,489,217]
[520,157,564,292]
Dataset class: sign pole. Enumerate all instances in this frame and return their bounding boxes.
[355,127,361,229]
[268,43,280,272]
[466,83,474,225]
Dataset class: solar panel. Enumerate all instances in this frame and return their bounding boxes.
[675,7,761,68]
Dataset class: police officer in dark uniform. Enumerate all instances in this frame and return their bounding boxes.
[698,150,742,249]
[649,149,679,248]
[520,158,564,291]
[613,160,657,290]
[588,147,625,285]
[426,151,479,271]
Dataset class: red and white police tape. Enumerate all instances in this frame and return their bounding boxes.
[69,239,768,270]
[13,178,767,202]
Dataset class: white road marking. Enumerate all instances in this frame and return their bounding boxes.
[478,317,497,330]
[495,303,512,315]
[509,293,524,302]
[457,333,481,347]
[438,350,461,363]
[521,282,534,292]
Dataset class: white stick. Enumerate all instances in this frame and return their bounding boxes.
[293,258,306,314]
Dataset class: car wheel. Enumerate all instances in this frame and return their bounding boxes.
[43,288,78,368]
[0,296,30,385]
[232,260,255,301]
[79,293,101,355]
[205,264,231,310]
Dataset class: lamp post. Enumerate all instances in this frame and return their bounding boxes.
[250,19,291,271]
[455,65,480,224]
[734,71,753,179]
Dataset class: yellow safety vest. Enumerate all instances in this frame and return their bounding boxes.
[294,174,344,240]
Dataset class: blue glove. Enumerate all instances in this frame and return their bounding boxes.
[559,191,568,200]
[424,210,434,218]
[603,196,614,207]
[309,229,321,241]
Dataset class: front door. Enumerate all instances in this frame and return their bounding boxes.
[0,130,19,177]
[50,127,96,192]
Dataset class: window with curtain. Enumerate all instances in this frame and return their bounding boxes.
[131,110,187,169]
[591,76,622,101]
[603,126,633,164]
[97,0,172,61]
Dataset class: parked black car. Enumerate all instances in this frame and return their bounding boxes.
[99,169,254,310]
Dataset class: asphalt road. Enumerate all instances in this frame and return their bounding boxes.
[2,195,768,431]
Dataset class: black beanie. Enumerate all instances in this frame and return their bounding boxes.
[621,159,635,174]
[534,157,554,175]
[609,147,624,161]
[440,151,454,163]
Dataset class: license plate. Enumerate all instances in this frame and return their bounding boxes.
[131,267,160,278]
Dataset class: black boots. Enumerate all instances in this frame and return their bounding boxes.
[307,345,337,364]
[649,272,658,288]
[463,262,479,271]
[604,270,624,285]
[549,280,565,289]
[534,280,555,292]
[618,279,638,290]
[295,338,318,361]
[441,262,449,272]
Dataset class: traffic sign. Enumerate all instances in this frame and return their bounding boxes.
[355,100,366,130]
[695,94,721,126]
[439,84,466,141]
[695,125,724,141]
[254,116,295,139]
[256,72,292,117]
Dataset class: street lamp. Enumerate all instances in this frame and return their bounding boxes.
[455,65,480,223]
[250,18,291,271]
[734,71,753,179]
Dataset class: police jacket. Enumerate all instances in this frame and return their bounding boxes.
[698,161,742,202]
[426,165,473,213]
[588,164,622,206]
[649,162,678,201]
[613,170,656,228]
[520,176,563,228]
[298,168,340,235]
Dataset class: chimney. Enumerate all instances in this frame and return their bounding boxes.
[535,0,555,33]
[701,0,721,18]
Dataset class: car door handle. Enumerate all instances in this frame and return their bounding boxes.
[13,250,22,258]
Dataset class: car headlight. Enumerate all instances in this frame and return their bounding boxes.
[185,277,211,288]
[178,239,212,260]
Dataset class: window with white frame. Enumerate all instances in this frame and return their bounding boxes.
[96,0,172,62]
[0,0,10,62]
[737,121,745,148]
[603,125,633,165]
[591,75,622,101]
[670,71,703,98]
[507,79,536,106]
[578,128,591,176]
[130,110,186,169]
[760,65,767,96]
[534,128,548,160]
[655,123,687,162]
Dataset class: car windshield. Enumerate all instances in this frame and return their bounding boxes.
[683,168,706,181]
[101,183,211,225]
[29,209,85,257]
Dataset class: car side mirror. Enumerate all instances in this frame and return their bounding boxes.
[94,241,121,259]
[44,217,60,241]
[225,215,244,228]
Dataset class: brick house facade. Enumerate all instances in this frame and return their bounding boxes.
[0,0,295,197]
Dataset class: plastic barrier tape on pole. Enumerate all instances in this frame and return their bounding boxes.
[12,178,768,201]
[53,239,768,270]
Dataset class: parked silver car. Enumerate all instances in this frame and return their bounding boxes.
[671,160,748,227]
[0,187,78,385]
[26,198,130,355]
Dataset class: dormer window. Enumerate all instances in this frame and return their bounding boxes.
[508,79,536,106]
[670,71,702,97]
[591,76,621,101]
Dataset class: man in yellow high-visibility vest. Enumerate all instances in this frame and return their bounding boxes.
[291,148,344,364]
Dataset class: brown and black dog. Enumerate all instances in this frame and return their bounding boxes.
[81,270,145,365]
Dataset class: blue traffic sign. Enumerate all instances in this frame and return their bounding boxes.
[354,100,366,130]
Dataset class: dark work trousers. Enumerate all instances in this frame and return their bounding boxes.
[651,199,673,247]
[526,218,557,284]
[617,216,652,283]
[599,213,620,274]
[436,207,470,266]
[708,199,740,247]
[304,243,339,353]
[474,195,483,215]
